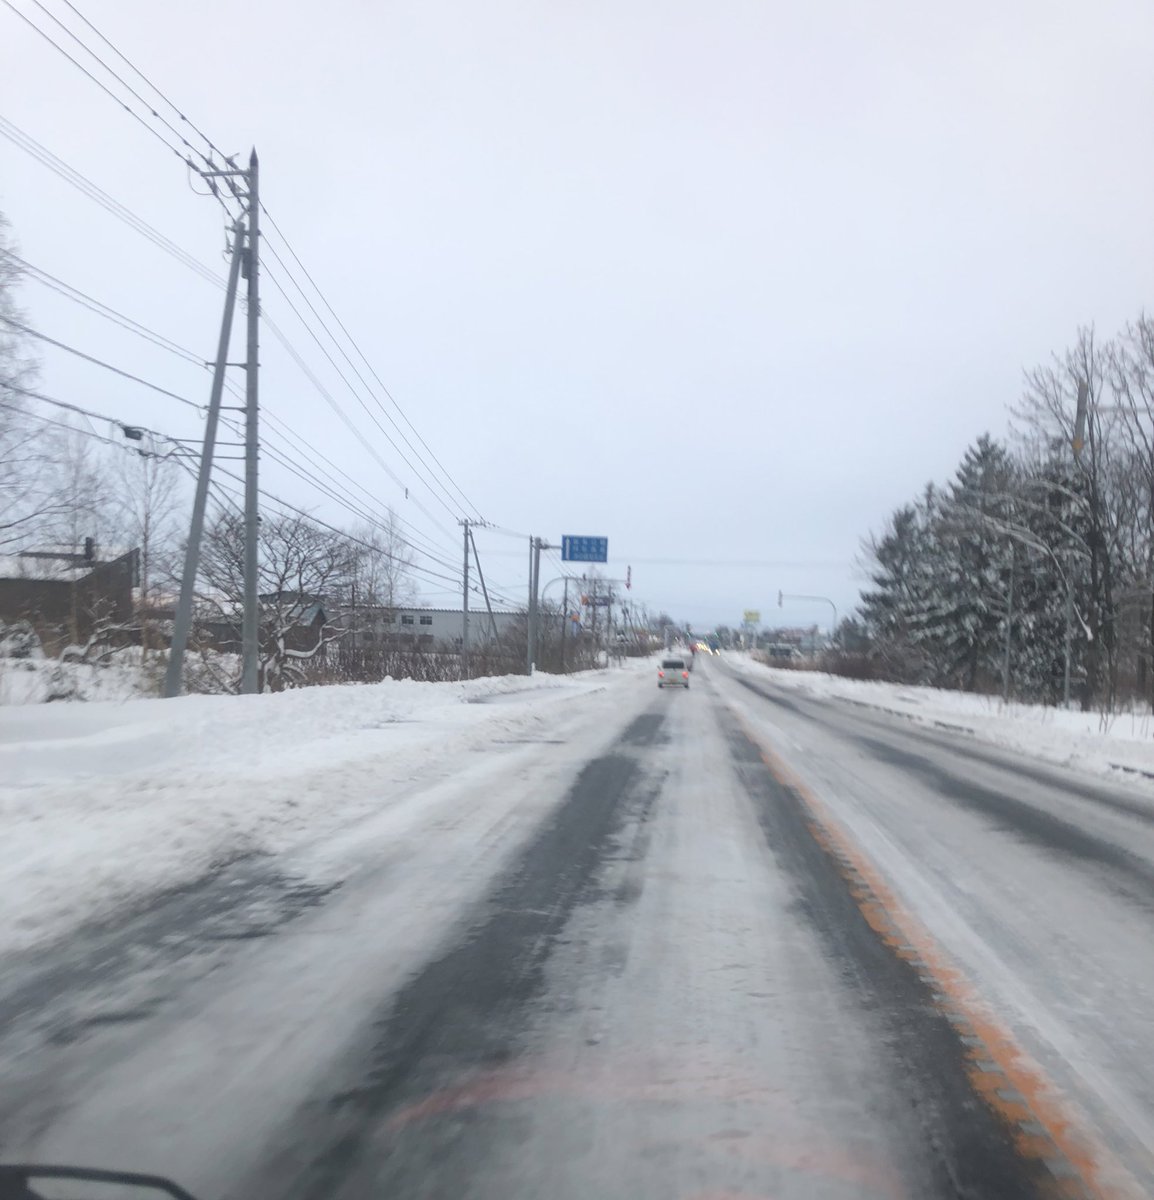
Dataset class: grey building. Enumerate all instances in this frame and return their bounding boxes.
[338,606,523,649]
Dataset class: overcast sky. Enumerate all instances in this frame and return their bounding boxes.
[4,0,1154,630]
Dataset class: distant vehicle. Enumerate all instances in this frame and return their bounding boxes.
[658,657,690,688]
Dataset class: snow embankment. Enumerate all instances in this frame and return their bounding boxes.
[0,665,644,956]
[729,654,1154,783]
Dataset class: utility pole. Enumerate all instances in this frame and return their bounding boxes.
[560,577,569,673]
[527,538,535,675]
[461,518,471,677]
[241,150,261,695]
[164,220,246,698]
[778,591,838,645]
[469,526,499,643]
[527,537,550,674]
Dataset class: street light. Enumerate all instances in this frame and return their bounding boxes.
[778,591,838,643]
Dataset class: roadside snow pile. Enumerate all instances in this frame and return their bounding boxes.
[730,654,1154,783]
[0,655,153,706]
[0,666,634,955]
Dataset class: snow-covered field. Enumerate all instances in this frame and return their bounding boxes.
[0,662,651,957]
[730,653,1154,783]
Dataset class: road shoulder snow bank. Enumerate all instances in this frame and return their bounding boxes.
[0,662,653,956]
[727,654,1154,784]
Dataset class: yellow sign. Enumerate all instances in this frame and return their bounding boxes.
[743,610,761,623]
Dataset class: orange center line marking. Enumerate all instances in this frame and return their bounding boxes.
[732,703,1141,1200]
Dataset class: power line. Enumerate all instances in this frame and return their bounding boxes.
[214,464,464,589]
[0,116,224,287]
[260,235,470,520]
[6,382,175,442]
[19,370,464,577]
[52,0,227,164]
[260,260,463,527]
[3,12,486,574]
[257,222,483,521]
[0,314,203,411]
[2,119,472,534]
[9,253,212,366]
[19,404,136,451]
[4,253,462,571]
[257,410,459,567]
[247,429,464,579]
[258,302,456,540]
[15,386,469,591]
[25,0,209,164]
[0,0,190,166]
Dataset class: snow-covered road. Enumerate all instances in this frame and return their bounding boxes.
[1,656,1152,1199]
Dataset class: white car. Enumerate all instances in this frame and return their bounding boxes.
[658,657,690,688]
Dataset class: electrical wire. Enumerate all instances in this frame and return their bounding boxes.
[0,0,191,165]
[0,116,224,288]
[0,314,203,411]
[3,13,487,570]
[1,89,478,550]
[257,227,483,521]
[257,411,458,567]
[260,260,462,528]
[9,252,214,366]
[19,404,135,450]
[244,428,463,578]
[14,386,470,589]
[52,0,228,164]
[258,304,457,542]
[4,252,462,572]
[25,0,208,164]
[6,382,173,442]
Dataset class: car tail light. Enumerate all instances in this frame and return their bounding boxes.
[682,671,688,679]
[658,670,664,677]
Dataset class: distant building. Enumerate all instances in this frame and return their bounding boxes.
[337,605,522,649]
[0,547,139,655]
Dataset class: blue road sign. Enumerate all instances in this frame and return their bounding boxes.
[561,535,608,563]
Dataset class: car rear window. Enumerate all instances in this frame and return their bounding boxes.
[662,659,685,669]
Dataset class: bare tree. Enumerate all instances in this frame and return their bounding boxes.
[197,510,359,691]
[0,214,62,551]
[1015,327,1125,707]
[1108,317,1154,703]
[109,449,185,654]
[348,513,417,608]
[38,422,117,554]
[334,514,418,647]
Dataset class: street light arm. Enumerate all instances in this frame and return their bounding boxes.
[778,593,838,633]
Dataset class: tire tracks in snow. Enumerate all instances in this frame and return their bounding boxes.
[720,683,1139,1200]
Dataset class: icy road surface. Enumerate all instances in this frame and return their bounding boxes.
[1,656,1153,1199]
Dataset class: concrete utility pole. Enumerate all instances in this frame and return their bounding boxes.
[164,220,246,698]
[526,537,551,674]
[241,150,261,696]
[560,577,569,673]
[461,518,471,675]
[469,526,499,643]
